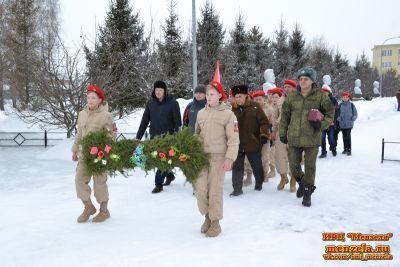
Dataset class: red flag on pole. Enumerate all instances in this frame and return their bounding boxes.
[209,60,226,101]
[213,60,220,83]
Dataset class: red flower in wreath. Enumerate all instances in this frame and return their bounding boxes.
[179,154,190,161]
[168,148,175,157]
[159,152,166,159]
[98,151,105,159]
[90,146,99,155]
[104,145,112,153]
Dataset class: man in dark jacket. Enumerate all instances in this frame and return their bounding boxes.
[230,85,271,196]
[136,80,182,193]
[182,84,206,132]
[279,67,334,207]
[319,88,339,158]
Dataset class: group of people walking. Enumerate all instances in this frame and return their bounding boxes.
[70,66,360,238]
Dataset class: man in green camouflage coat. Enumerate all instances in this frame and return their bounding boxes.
[279,67,334,207]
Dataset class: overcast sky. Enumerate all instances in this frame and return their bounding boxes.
[60,0,400,64]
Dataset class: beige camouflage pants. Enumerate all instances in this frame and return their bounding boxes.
[75,160,109,204]
[268,142,275,168]
[274,137,289,174]
[195,153,225,221]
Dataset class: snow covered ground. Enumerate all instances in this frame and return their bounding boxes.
[0,97,399,267]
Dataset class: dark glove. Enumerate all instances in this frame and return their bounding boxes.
[279,136,288,144]
[310,121,321,130]
[260,136,269,145]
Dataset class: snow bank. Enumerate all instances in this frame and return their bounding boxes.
[0,109,42,132]
[352,97,398,122]
[36,139,74,161]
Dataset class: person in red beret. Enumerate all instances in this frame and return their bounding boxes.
[72,84,114,223]
[251,89,265,98]
[266,88,296,192]
[194,80,239,237]
[87,84,106,102]
[337,91,358,156]
[263,88,281,180]
[242,89,265,187]
[253,88,282,184]
[283,79,297,95]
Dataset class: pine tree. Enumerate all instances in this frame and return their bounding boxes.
[353,52,378,98]
[247,26,273,86]
[306,37,334,84]
[230,13,248,65]
[0,1,5,111]
[289,23,307,77]
[197,1,225,84]
[224,12,249,87]
[380,69,400,97]
[3,0,41,108]
[331,50,352,96]
[85,0,148,118]
[157,0,191,99]
[271,19,291,83]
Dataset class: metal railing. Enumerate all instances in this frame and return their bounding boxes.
[0,131,147,147]
[116,131,148,141]
[0,131,66,147]
[381,138,400,163]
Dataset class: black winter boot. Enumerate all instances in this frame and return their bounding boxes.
[332,148,337,156]
[152,186,163,194]
[296,176,305,198]
[302,184,316,207]
[229,189,243,197]
[254,180,263,191]
[163,173,175,186]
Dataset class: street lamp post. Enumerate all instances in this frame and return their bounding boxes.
[192,0,198,95]
[379,36,400,97]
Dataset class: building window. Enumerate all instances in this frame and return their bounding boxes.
[381,49,392,56]
[382,62,392,68]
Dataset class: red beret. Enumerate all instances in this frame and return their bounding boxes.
[284,79,297,88]
[267,87,283,97]
[342,91,352,99]
[251,90,265,98]
[87,84,106,102]
[209,80,227,101]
